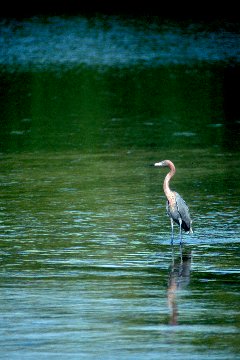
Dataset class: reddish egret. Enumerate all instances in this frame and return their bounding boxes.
[154,160,193,244]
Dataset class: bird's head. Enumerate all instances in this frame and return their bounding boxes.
[153,160,175,171]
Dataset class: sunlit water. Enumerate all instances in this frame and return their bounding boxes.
[0,15,240,360]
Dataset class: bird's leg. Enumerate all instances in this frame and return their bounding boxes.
[170,218,174,245]
[179,218,183,246]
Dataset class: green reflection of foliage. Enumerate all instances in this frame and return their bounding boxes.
[0,65,228,153]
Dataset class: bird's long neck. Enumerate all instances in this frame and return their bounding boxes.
[163,161,176,202]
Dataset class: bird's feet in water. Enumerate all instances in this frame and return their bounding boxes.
[170,238,184,246]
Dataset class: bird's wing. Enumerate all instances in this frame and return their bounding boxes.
[175,192,192,230]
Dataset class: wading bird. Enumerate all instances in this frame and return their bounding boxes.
[154,160,193,245]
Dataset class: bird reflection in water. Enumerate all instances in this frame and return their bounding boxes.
[167,246,192,325]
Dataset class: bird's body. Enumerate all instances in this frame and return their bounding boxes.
[154,160,193,244]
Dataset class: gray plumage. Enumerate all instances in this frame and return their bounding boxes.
[154,159,193,244]
[166,192,192,232]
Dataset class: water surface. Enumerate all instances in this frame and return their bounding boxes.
[0,15,240,360]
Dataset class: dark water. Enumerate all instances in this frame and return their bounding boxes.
[0,15,240,360]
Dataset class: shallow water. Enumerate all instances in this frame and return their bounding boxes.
[1,150,240,359]
[0,14,240,360]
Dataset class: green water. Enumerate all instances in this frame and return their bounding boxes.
[1,65,238,153]
[0,15,240,360]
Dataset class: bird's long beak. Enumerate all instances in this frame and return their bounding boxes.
[154,162,163,167]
